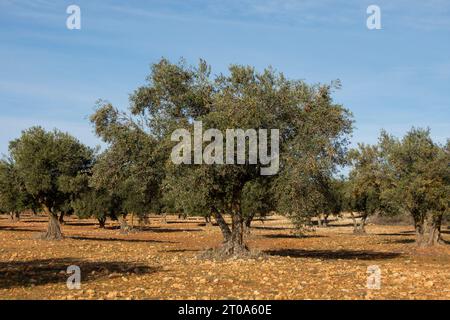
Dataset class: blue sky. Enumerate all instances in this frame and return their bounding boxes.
[1,0,449,156]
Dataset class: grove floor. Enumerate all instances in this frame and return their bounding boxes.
[1,214,449,300]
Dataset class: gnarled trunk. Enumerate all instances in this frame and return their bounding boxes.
[42,206,63,240]
[59,212,65,224]
[98,216,106,228]
[118,215,131,234]
[428,214,443,246]
[212,210,231,242]
[10,211,20,222]
[219,200,249,256]
[317,215,323,228]
[243,212,255,234]
[323,213,330,227]
[351,212,367,234]
[204,215,212,227]
[414,219,426,246]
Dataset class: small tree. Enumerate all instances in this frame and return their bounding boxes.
[71,187,117,228]
[346,143,383,233]
[379,128,446,246]
[8,127,93,240]
[422,141,450,245]
[0,159,30,221]
[241,179,274,232]
[88,106,163,233]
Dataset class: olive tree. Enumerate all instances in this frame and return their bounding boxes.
[100,58,353,256]
[8,127,93,239]
[0,159,32,221]
[346,143,384,233]
[90,105,164,233]
[379,128,449,246]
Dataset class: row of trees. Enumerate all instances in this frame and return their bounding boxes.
[345,130,449,245]
[0,59,448,253]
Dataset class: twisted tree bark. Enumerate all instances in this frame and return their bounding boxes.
[41,205,63,240]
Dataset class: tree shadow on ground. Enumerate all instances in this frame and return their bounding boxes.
[252,226,294,231]
[264,248,401,260]
[384,238,416,244]
[20,219,47,223]
[165,220,205,225]
[262,233,326,239]
[0,258,160,289]
[161,248,201,253]
[375,231,415,237]
[325,223,356,228]
[138,226,203,233]
[64,222,100,227]
[0,226,37,232]
[197,223,218,227]
[68,236,176,244]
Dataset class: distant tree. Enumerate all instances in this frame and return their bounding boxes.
[71,187,117,228]
[379,128,448,246]
[346,143,384,233]
[273,83,353,233]
[241,179,274,232]
[422,141,450,245]
[8,127,93,240]
[89,106,164,233]
[318,177,346,227]
[0,159,31,221]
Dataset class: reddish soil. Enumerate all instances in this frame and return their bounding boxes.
[1,214,449,300]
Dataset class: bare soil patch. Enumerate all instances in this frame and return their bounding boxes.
[1,214,449,300]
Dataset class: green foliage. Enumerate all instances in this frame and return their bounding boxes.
[347,143,383,218]
[89,58,353,253]
[90,102,164,222]
[8,126,94,214]
[378,128,449,244]
[0,158,33,214]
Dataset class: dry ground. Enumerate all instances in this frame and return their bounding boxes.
[1,213,450,300]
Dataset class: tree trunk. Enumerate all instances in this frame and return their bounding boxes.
[98,216,106,228]
[351,212,367,234]
[323,213,329,227]
[414,219,426,246]
[219,201,249,256]
[212,210,231,242]
[243,212,255,234]
[428,214,443,246]
[138,214,149,228]
[317,215,323,228]
[350,212,357,231]
[10,212,20,221]
[204,215,212,226]
[59,212,65,225]
[360,214,367,233]
[118,215,131,234]
[42,206,63,240]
